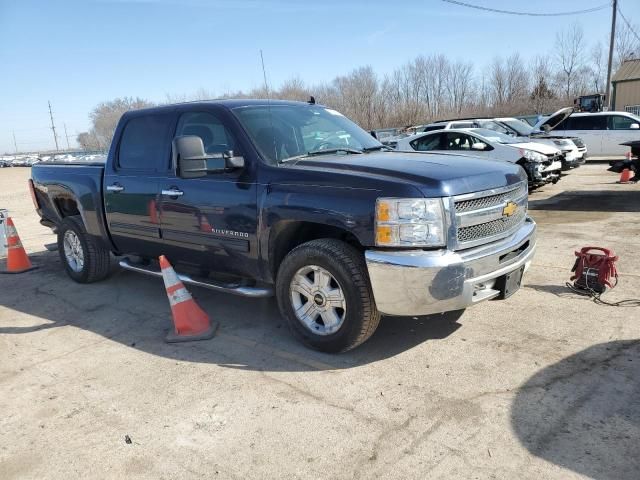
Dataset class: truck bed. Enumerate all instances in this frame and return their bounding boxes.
[31,163,108,241]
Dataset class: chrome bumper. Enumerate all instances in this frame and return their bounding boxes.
[365,217,536,316]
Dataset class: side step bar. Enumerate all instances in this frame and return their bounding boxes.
[118,259,274,298]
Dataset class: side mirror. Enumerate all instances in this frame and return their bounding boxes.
[174,136,245,178]
[630,123,639,130]
[472,142,489,151]
[174,136,207,178]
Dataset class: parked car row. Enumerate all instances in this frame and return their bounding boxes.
[0,152,106,167]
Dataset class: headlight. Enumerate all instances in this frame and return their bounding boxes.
[520,149,547,163]
[375,198,445,247]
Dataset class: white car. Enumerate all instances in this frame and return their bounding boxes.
[419,117,586,169]
[534,108,640,159]
[396,128,563,187]
[494,117,587,169]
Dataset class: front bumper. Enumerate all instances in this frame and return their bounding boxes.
[365,217,536,316]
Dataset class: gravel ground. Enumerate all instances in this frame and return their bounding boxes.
[0,164,638,480]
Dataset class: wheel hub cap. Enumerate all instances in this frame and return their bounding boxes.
[290,265,346,336]
[63,230,84,273]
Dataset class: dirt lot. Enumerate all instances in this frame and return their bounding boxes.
[1,165,638,479]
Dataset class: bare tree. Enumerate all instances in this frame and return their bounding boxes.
[446,60,474,115]
[529,55,556,113]
[614,20,640,70]
[555,23,586,101]
[588,42,607,92]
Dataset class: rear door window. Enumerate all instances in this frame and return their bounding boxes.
[445,132,473,150]
[565,116,607,130]
[411,134,443,151]
[118,114,173,171]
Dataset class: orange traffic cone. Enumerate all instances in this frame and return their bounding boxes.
[618,169,632,184]
[159,255,217,342]
[1,218,37,274]
[148,199,159,224]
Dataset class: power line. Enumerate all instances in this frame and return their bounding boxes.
[441,0,610,17]
[618,5,640,44]
[48,100,60,151]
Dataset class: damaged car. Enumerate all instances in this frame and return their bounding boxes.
[396,128,563,187]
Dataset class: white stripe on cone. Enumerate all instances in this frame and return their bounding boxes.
[168,287,193,307]
[161,265,181,288]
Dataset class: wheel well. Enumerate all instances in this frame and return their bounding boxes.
[54,197,80,218]
[269,221,363,281]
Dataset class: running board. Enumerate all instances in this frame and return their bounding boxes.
[118,259,274,298]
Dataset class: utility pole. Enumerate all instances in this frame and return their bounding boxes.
[12,131,18,154]
[64,123,71,150]
[48,100,60,151]
[605,0,617,111]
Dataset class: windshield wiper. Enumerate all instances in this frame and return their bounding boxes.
[307,147,363,156]
[278,147,364,164]
[361,145,390,152]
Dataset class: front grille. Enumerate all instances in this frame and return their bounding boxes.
[457,208,526,243]
[455,183,527,213]
[453,182,527,248]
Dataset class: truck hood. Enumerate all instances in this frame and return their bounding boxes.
[282,151,525,197]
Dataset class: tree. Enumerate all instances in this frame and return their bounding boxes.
[76,132,101,151]
[529,55,557,113]
[555,23,587,101]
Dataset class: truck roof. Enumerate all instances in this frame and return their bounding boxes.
[127,99,315,116]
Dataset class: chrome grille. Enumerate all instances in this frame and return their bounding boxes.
[455,183,527,213]
[457,208,526,243]
[453,182,528,249]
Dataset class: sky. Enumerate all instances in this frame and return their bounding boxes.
[0,0,638,153]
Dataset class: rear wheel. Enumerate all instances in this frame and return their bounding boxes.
[276,239,381,353]
[57,215,112,283]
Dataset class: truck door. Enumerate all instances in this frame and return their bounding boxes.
[158,109,259,279]
[104,112,174,256]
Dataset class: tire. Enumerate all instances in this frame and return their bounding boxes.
[276,239,381,353]
[57,215,112,283]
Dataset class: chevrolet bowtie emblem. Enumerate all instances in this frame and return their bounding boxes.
[502,201,518,217]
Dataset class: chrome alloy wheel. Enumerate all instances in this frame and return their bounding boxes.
[63,230,84,273]
[290,265,347,336]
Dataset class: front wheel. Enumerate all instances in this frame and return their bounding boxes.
[57,215,112,283]
[276,239,381,353]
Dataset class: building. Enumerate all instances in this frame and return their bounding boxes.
[612,59,640,115]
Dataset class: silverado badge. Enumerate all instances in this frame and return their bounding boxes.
[502,201,518,217]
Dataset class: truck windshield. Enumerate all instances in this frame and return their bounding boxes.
[232,104,382,164]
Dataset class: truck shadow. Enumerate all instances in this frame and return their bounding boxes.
[528,190,640,213]
[511,340,640,480]
[0,249,463,372]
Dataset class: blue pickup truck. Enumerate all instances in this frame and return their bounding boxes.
[30,99,536,352]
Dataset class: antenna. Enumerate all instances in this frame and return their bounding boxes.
[48,100,60,151]
[260,49,270,99]
[260,50,278,163]
[64,123,71,150]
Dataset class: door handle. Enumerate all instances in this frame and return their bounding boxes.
[161,189,184,197]
[106,184,124,193]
